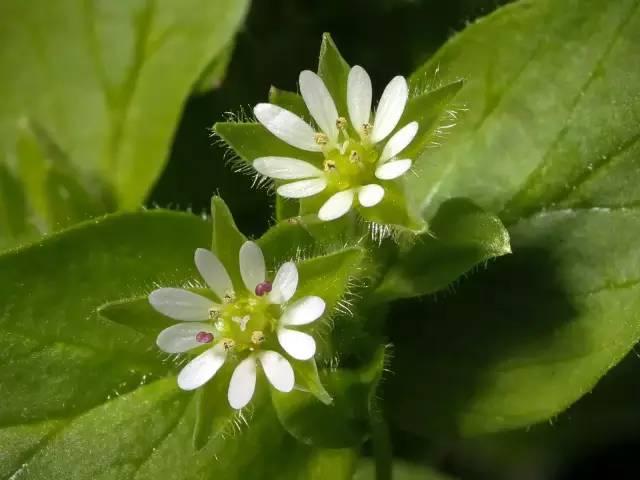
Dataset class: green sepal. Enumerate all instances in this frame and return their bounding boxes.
[317,33,351,117]
[272,347,385,448]
[211,196,247,290]
[269,86,309,118]
[375,198,511,301]
[293,359,333,405]
[257,218,316,266]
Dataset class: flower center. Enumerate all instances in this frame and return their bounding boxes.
[322,139,379,190]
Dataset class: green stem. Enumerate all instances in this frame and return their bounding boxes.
[370,408,392,480]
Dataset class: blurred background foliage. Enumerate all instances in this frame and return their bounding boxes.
[2,0,639,478]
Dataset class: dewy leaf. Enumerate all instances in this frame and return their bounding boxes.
[390,0,640,436]
[0,0,250,210]
[375,198,511,301]
[0,211,359,479]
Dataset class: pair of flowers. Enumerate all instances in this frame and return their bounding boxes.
[152,65,415,408]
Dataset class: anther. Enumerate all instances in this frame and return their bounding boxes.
[221,338,236,351]
[361,122,372,136]
[336,117,347,130]
[195,331,214,344]
[254,281,272,297]
[314,132,329,146]
[223,290,236,304]
[349,150,360,163]
[323,159,336,172]
[208,308,220,320]
[251,331,265,345]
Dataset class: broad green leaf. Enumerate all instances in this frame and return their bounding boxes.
[193,39,236,94]
[0,0,250,212]
[375,198,511,301]
[0,163,31,249]
[391,0,640,436]
[0,210,359,479]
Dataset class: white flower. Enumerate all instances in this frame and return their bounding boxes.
[253,66,418,221]
[149,241,326,410]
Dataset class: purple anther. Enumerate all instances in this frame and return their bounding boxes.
[195,331,214,344]
[255,281,273,297]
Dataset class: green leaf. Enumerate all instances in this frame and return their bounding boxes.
[375,198,511,301]
[391,0,640,436]
[0,163,32,249]
[0,210,359,479]
[193,39,236,94]
[317,33,351,117]
[0,0,250,211]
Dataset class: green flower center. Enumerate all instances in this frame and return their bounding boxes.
[322,139,379,190]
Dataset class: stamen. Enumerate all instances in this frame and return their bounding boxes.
[195,331,214,344]
[314,132,329,146]
[251,331,265,345]
[336,117,347,130]
[221,338,236,351]
[254,281,273,297]
[208,308,220,320]
[223,290,236,304]
[349,150,361,163]
[323,159,336,172]
[361,122,372,137]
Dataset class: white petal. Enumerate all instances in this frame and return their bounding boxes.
[253,157,323,180]
[254,103,320,152]
[277,178,327,199]
[156,322,216,354]
[148,288,216,321]
[269,261,298,304]
[177,344,227,391]
[347,65,372,132]
[379,121,418,163]
[194,248,233,300]
[277,328,316,360]
[375,159,413,180]
[370,76,409,143]
[280,296,326,326]
[358,184,385,208]
[317,189,354,221]
[239,241,266,292]
[259,350,295,392]
[228,355,257,409]
[299,70,339,143]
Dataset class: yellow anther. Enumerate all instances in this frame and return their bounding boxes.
[251,331,265,345]
[361,122,372,136]
[314,132,329,145]
[323,159,336,172]
[336,117,348,129]
[223,290,236,304]
[349,150,360,163]
[208,308,220,320]
[222,338,236,351]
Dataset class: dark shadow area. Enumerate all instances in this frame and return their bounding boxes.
[385,246,582,438]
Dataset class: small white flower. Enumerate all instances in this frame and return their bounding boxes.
[149,241,326,410]
[253,66,418,221]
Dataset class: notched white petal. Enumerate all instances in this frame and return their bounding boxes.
[299,70,339,143]
[156,322,216,353]
[269,261,299,304]
[347,65,372,134]
[254,103,320,152]
[280,296,326,326]
[358,184,385,207]
[194,248,233,301]
[375,159,413,180]
[277,178,327,199]
[318,189,354,221]
[177,344,227,391]
[253,157,323,180]
[371,76,409,143]
[239,241,266,292]
[149,288,216,321]
[228,355,257,409]
[259,350,295,393]
[278,328,316,360]
[379,121,418,163]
